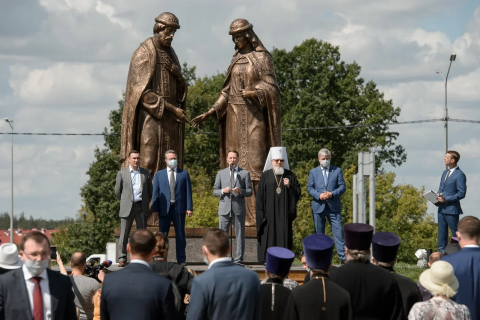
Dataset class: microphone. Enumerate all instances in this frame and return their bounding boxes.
[229,162,235,170]
[100,260,112,268]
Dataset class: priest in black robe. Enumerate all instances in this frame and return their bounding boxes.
[372,232,422,317]
[285,234,352,320]
[329,223,405,320]
[260,247,294,320]
[256,147,301,263]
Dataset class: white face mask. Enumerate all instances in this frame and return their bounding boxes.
[203,256,209,265]
[320,159,330,168]
[167,159,177,168]
[25,259,49,276]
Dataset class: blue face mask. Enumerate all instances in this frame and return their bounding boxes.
[320,159,330,168]
[167,159,177,168]
[203,256,209,266]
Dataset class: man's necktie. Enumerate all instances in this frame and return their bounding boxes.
[444,170,451,182]
[170,170,175,202]
[323,168,328,187]
[230,168,235,190]
[31,277,44,320]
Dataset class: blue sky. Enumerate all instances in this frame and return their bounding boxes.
[0,0,479,221]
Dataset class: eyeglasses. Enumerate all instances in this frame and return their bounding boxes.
[24,251,50,259]
[273,159,284,163]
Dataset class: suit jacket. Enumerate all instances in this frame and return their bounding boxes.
[152,168,193,216]
[0,268,77,320]
[307,165,346,213]
[285,274,352,320]
[442,247,480,320]
[213,167,253,216]
[101,262,177,320]
[186,260,260,320]
[115,166,152,218]
[437,167,466,215]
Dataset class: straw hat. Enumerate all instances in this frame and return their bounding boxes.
[0,243,23,269]
[419,260,459,297]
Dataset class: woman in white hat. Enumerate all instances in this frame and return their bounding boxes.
[408,260,470,320]
[0,243,23,274]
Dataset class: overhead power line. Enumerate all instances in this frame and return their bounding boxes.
[0,118,478,136]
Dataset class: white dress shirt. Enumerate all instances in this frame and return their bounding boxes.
[463,244,480,248]
[167,167,177,185]
[22,264,52,320]
[129,259,150,268]
[129,165,142,202]
[445,166,457,181]
[208,257,232,270]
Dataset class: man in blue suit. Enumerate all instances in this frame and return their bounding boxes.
[101,229,177,320]
[187,229,260,320]
[152,150,193,266]
[436,150,466,253]
[307,148,347,263]
[442,216,480,320]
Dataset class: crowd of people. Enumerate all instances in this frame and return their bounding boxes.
[0,214,478,319]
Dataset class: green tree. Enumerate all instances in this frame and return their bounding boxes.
[272,39,406,170]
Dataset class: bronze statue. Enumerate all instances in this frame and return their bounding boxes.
[192,19,282,226]
[120,12,190,178]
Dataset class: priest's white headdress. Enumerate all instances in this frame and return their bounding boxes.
[263,146,290,172]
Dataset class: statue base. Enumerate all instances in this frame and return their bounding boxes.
[114,226,259,263]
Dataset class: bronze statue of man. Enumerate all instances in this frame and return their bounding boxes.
[192,19,282,226]
[120,12,189,178]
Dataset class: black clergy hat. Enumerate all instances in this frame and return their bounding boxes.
[344,223,374,250]
[372,232,401,262]
[266,247,295,277]
[303,234,334,270]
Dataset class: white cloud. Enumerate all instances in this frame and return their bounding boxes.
[95,1,132,29]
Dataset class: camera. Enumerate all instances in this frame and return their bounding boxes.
[85,258,112,282]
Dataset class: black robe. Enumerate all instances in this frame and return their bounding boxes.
[256,169,301,262]
[285,274,352,320]
[260,278,292,320]
[329,262,405,320]
[381,266,423,316]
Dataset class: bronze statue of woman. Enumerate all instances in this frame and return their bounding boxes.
[192,19,282,226]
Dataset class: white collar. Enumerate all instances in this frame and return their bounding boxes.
[208,257,232,269]
[229,166,239,171]
[463,244,480,248]
[129,259,150,268]
[322,165,330,171]
[449,166,458,172]
[129,166,140,173]
[168,167,177,172]
[22,263,48,281]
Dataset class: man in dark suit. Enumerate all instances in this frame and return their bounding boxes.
[442,216,480,320]
[0,231,76,320]
[307,148,347,263]
[329,223,405,320]
[436,150,466,253]
[115,149,153,266]
[213,150,252,264]
[186,229,260,320]
[285,234,352,320]
[371,232,422,317]
[101,229,177,320]
[152,150,193,265]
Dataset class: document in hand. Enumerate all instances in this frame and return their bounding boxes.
[423,190,440,206]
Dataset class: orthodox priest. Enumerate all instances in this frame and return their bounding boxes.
[120,12,190,178]
[191,19,282,226]
[256,147,301,263]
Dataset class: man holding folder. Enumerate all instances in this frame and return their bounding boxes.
[436,150,466,254]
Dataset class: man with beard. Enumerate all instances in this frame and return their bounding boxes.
[256,147,301,263]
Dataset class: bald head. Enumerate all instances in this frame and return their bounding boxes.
[70,252,86,268]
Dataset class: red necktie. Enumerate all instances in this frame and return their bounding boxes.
[31,277,44,320]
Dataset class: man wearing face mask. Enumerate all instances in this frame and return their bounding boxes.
[152,150,193,266]
[0,231,77,320]
[307,148,347,264]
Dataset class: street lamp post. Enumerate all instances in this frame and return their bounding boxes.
[435,53,456,169]
[4,118,13,243]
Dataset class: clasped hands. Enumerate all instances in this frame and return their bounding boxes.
[436,193,445,203]
[319,191,333,200]
[223,187,242,194]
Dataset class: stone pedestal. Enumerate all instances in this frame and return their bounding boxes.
[114,227,259,263]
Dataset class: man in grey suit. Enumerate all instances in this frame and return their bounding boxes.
[115,150,153,266]
[213,150,252,264]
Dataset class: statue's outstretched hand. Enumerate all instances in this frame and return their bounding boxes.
[173,108,190,124]
[191,113,208,128]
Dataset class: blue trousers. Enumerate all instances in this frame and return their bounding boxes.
[313,205,346,261]
[158,205,186,263]
[438,212,459,253]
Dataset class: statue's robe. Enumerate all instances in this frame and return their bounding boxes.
[120,37,187,177]
[212,49,282,226]
[256,169,300,263]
